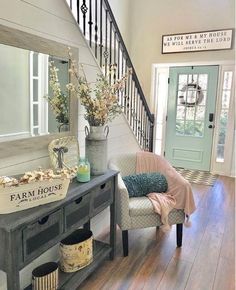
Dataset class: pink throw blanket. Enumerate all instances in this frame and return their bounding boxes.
[136,152,196,225]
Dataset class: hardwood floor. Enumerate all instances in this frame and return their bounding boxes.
[79,176,235,290]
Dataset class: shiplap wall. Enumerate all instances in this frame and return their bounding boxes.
[0,0,140,177]
[0,1,140,289]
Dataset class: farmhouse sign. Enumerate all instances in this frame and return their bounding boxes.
[162,29,233,54]
[0,178,70,214]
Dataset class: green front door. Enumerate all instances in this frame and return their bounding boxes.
[165,66,219,171]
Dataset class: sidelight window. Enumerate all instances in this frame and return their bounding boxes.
[216,71,233,162]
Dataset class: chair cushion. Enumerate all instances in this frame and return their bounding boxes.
[129,196,154,216]
[129,197,185,226]
[122,172,168,197]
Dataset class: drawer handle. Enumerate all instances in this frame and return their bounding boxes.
[100,183,106,189]
[38,216,49,225]
[75,197,83,204]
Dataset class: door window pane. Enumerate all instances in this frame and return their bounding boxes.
[188,74,198,84]
[176,72,207,137]
[195,106,205,120]
[186,107,195,120]
[177,90,186,105]
[176,120,185,135]
[178,74,188,90]
[194,122,204,137]
[185,121,194,135]
[176,106,185,119]
[198,74,208,90]
[199,91,207,105]
[186,89,196,104]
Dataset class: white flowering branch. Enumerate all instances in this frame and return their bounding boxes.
[45,61,69,126]
[67,49,132,126]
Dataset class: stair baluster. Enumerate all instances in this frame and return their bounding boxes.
[99,0,103,67]
[67,0,154,151]
[88,0,93,47]
[77,0,80,24]
[94,0,98,57]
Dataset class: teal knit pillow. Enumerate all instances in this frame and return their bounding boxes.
[122,172,168,198]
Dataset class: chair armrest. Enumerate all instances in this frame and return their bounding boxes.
[116,174,131,229]
[108,162,131,230]
[117,174,130,204]
[109,162,132,229]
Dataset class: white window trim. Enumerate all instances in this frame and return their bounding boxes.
[0,131,31,142]
[40,54,49,135]
[151,60,235,177]
[150,65,169,156]
[29,51,34,136]
[29,52,49,136]
[211,65,235,176]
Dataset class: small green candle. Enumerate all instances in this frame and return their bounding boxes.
[77,157,90,182]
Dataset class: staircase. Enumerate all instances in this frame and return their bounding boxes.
[67,0,154,151]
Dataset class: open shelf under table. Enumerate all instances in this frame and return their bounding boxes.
[24,240,111,290]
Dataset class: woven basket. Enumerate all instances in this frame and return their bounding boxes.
[59,229,93,273]
[0,178,70,214]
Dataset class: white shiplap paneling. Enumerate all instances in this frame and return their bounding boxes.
[0,1,140,289]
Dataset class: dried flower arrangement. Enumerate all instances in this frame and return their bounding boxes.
[45,62,69,127]
[0,167,77,188]
[45,49,131,128]
[66,51,132,126]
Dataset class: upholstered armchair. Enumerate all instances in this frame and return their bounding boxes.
[108,153,185,257]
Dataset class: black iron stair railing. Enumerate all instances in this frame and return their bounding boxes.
[67,0,154,151]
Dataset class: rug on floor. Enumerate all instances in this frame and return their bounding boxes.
[174,167,218,186]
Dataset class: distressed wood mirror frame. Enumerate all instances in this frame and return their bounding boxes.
[0,24,78,161]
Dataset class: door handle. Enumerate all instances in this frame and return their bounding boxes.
[208,124,215,129]
[209,113,214,122]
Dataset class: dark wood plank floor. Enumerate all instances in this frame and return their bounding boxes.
[79,176,235,290]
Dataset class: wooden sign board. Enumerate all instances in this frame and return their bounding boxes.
[0,178,70,214]
[162,29,233,54]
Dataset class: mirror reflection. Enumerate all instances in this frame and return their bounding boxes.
[0,43,70,142]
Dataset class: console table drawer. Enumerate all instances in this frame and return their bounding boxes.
[23,209,63,261]
[92,180,113,214]
[64,193,91,230]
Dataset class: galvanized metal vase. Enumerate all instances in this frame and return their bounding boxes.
[58,123,69,133]
[85,125,109,175]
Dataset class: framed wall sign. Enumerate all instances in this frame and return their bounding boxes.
[162,29,233,54]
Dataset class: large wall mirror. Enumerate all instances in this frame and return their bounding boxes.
[0,24,78,159]
[0,43,70,141]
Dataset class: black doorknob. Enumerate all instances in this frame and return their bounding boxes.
[208,124,215,129]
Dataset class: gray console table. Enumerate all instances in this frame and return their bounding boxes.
[0,170,118,290]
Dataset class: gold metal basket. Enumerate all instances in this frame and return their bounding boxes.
[59,229,93,273]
